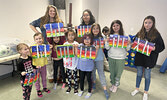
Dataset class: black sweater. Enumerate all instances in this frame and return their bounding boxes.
[17,56,36,80]
[134,32,165,68]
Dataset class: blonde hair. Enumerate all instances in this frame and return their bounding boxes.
[16,43,29,53]
[40,5,63,28]
[33,32,43,39]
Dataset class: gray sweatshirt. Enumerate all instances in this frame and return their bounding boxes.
[105,41,127,59]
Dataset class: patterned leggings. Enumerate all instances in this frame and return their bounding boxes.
[66,68,78,90]
[21,80,32,100]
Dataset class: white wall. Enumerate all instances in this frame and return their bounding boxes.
[65,0,99,26]
[0,0,49,76]
[0,0,49,43]
[99,0,167,65]
[0,0,99,76]
[82,0,99,23]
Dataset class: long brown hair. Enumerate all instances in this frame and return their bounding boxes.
[80,9,95,25]
[110,20,124,35]
[40,5,63,28]
[136,15,159,41]
[91,23,103,38]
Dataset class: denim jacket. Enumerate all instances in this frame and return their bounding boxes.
[30,18,47,44]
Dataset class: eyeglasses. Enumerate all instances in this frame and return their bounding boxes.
[83,15,90,17]
[84,38,90,40]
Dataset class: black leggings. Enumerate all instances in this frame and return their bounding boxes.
[80,70,92,92]
[21,80,32,100]
[66,68,78,89]
[53,59,66,83]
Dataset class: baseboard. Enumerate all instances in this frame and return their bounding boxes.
[155,65,161,67]
[0,72,12,80]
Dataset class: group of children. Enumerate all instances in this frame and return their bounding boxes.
[48,24,109,99]
[17,15,165,100]
[17,33,51,100]
[17,23,110,100]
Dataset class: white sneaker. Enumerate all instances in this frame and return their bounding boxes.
[53,83,57,90]
[131,90,139,96]
[143,93,148,100]
[78,91,84,97]
[85,93,92,99]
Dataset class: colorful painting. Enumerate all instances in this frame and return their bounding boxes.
[131,38,155,56]
[33,69,40,83]
[93,37,104,48]
[109,35,128,48]
[31,45,50,59]
[77,45,96,59]
[77,25,91,37]
[24,73,34,86]
[45,23,64,37]
[56,45,75,58]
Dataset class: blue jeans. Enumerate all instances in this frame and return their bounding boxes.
[136,66,151,91]
[92,60,107,87]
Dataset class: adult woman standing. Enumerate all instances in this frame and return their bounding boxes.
[30,5,64,44]
[29,5,65,83]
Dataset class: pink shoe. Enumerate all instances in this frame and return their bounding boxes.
[109,85,115,92]
[37,90,43,97]
[43,88,51,93]
[112,86,118,93]
[62,83,66,89]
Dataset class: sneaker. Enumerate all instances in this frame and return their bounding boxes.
[104,90,109,100]
[143,93,148,100]
[61,83,66,89]
[92,83,96,89]
[78,91,84,97]
[43,88,51,93]
[85,93,92,99]
[131,89,139,96]
[37,90,43,97]
[53,83,57,90]
[109,85,115,92]
[74,89,78,95]
[112,86,118,93]
[66,88,71,94]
